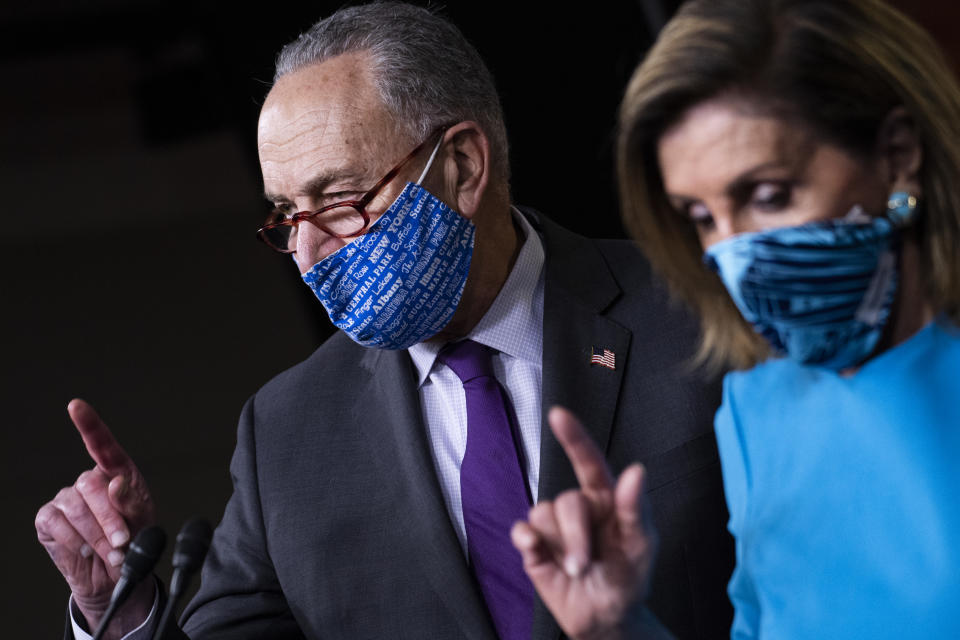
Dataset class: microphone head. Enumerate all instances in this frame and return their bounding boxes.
[172,517,213,573]
[120,525,167,582]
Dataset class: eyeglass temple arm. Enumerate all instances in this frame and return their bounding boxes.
[358,128,448,207]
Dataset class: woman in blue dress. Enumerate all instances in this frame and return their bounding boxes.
[617,0,960,637]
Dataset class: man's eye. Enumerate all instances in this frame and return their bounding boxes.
[752,182,791,210]
[269,205,295,222]
[321,191,359,204]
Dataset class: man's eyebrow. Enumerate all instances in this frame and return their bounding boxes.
[263,168,369,203]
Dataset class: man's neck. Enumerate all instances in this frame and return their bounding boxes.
[432,205,523,342]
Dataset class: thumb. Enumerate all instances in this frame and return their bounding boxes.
[108,474,155,528]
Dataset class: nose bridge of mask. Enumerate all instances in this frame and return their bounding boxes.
[705,198,897,268]
[416,134,444,185]
[298,133,445,263]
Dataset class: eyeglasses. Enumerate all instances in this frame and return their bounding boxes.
[257,127,447,254]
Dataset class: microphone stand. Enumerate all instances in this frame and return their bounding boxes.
[151,518,213,640]
[92,526,167,640]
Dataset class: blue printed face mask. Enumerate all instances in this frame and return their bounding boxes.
[703,193,918,370]
[301,139,475,350]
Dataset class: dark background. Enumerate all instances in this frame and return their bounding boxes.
[1,1,953,637]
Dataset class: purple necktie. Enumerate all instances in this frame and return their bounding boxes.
[438,340,534,640]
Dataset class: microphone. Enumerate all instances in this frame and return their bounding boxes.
[152,518,213,640]
[92,526,167,640]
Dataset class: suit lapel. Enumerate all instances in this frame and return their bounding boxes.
[349,211,631,640]
[524,212,632,640]
[354,347,498,640]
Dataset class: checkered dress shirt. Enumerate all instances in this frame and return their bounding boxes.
[408,208,545,555]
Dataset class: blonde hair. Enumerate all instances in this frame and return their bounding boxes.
[618,0,960,371]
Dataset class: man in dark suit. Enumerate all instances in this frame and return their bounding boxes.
[37,3,733,639]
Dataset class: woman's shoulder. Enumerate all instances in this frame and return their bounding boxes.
[722,355,820,405]
[725,317,960,395]
[928,317,960,355]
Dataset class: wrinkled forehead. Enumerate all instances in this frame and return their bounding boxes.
[259,54,390,151]
[657,97,819,187]
[664,95,818,152]
[257,53,408,195]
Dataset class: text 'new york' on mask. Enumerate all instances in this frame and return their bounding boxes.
[703,192,918,371]
[301,137,475,350]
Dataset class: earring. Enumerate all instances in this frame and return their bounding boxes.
[887,191,918,225]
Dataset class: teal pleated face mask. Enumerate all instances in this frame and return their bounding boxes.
[704,192,917,370]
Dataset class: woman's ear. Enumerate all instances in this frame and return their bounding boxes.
[876,106,923,196]
[440,121,491,218]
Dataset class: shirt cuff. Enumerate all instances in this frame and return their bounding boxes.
[69,577,160,640]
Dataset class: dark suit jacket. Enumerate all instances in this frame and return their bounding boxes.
[131,211,733,639]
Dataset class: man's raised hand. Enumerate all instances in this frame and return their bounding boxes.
[511,407,661,640]
[35,399,156,636]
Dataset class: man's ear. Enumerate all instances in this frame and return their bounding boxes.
[440,121,491,218]
[876,106,923,196]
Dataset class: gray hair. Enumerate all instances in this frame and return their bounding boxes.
[275,2,510,180]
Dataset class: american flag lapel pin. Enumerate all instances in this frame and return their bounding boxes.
[590,346,616,370]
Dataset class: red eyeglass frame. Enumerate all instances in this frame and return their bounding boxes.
[257,126,448,253]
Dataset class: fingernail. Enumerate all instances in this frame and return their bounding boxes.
[564,555,584,577]
[80,544,93,558]
[108,550,124,567]
[111,530,129,547]
[517,529,536,547]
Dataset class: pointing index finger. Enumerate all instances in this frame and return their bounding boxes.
[548,406,614,493]
[68,399,134,478]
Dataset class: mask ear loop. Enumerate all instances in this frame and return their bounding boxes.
[416,133,445,184]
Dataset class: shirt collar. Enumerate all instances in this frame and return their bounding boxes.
[408,207,545,387]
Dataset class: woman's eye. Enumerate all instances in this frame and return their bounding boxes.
[688,202,715,229]
[752,182,791,210]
